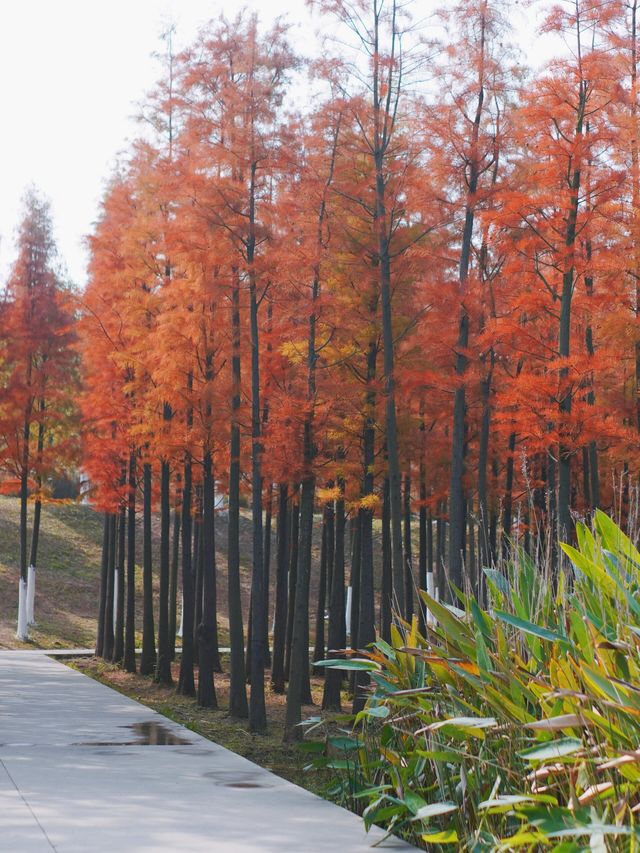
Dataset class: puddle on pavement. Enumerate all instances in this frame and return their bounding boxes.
[74,720,191,747]
[203,770,272,789]
[127,721,191,745]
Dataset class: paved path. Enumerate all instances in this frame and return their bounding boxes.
[0,651,413,852]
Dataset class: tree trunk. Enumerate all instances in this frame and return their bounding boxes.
[380,475,392,643]
[140,462,156,675]
[271,484,289,693]
[102,513,116,661]
[284,474,315,740]
[313,504,329,664]
[501,432,517,558]
[113,502,126,663]
[248,248,266,733]
[284,489,300,680]
[354,378,376,712]
[155,418,173,684]
[227,270,248,715]
[123,452,137,674]
[193,491,203,666]
[169,507,180,661]
[178,453,196,696]
[322,481,345,711]
[418,456,428,636]
[263,484,273,667]
[96,513,110,658]
[197,449,218,709]
[403,473,414,621]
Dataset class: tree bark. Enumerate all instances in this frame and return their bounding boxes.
[271,484,289,693]
[123,453,137,673]
[178,453,196,696]
[197,449,218,709]
[169,507,180,661]
[322,480,345,711]
[227,269,248,716]
[139,462,156,675]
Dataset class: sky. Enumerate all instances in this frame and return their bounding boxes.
[0,1,545,288]
[0,0,313,287]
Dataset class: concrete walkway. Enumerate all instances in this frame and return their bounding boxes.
[0,651,413,852]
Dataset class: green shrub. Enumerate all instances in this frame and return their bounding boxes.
[307,511,640,851]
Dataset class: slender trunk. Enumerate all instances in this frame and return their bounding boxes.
[349,513,361,650]
[436,510,446,595]
[155,438,173,684]
[140,462,156,675]
[27,415,43,628]
[271,484,289,693]
[285,489,300,679]
[449,18,486,592]
[19,397,32,586]
[322,480,345,711]
[227,270,248,715]
[248,209,266,733]
[123,453,137,673]
[584,244,600,509]
[113,501,126,663]
[197,450,217,708]
[478,358,493,577]
[403,473,414,621]
[558,81,586,545]
[96,513,110,658]
[103,513,116,661]
[354,379,376,712]
[501,431,517,558]
[284,474,315,740]
[178,453,196,696]
[313,504,329,664]
[193,490,203,665]
[380,475,392,643]
[418,454,428,636]
[28,404,45,591]
[263,485,273,667]
[169,507,180,661]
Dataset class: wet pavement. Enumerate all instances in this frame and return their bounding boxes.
[0,651,413,852]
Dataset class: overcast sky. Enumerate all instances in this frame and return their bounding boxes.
[0,1,543,288]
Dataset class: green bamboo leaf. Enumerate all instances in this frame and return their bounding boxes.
[479,793,558,810]
[519,737,583,762]
[364,704,390,719]
[421,829,459,844]
[495,610,569,647]
[526,715,586,731]
[314,658,380,671]
[429,716,497,730]
[412,802,457,821]
[328,736,361,751]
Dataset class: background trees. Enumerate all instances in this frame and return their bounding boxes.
[0,189,78,640]
[5,1,640,737]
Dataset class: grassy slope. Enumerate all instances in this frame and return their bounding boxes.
[0,498,104,649]
[0,496,332,650]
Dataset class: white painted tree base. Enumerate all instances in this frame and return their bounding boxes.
[17,578,29,640]
[27,565,36,625]
[426,571,436,626]
[113,568,119,625]
[177,593,184,638]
